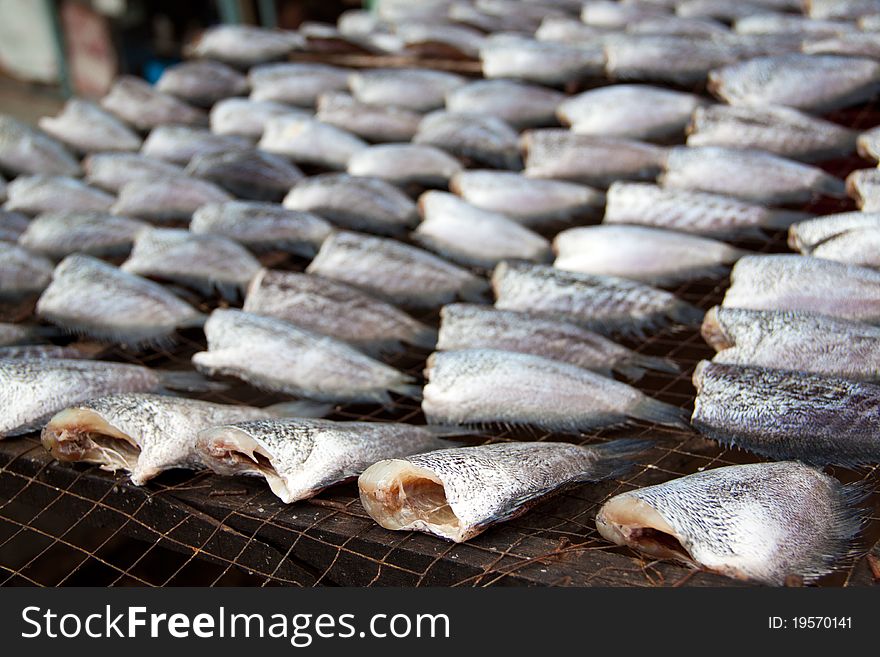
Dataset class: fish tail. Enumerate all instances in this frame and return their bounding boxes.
[157,370,229,393]
[764,209,810,232]
[616,353,680,380]
[391,382,423,400]
[630,395,689,429]
[582,438,652,481]
[264,401,334,418]
[178,312,208,330]
[409,324,439,350]
[670,301,705,329]
[459,275,491,303]
[818,174,847,199]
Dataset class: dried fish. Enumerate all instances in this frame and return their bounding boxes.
[83,152,184,193]
[0,322,55,347]
[445,79,565,129]
[100,76,206,130]
[111,175,232,223]
[789,211,880,253]
[347,144,462,187]
[192,308,418,403]
[209,98,307,138]
[249,62,350,106]
[596,461,864,585]
[480,34,605,86]
[38,99,142,154]
[626,15,729,36]
[349,68,466,112]
[316,91,421,143]
[582,0,667,28]
[155,59,249,107]
[734,13,854,36]
[678,0,789,20]
[306,230,488,308]
[413,111,521,170]
[18,211,147,258]
[258,116,368,170]
[535,16,604,42]
[857,125,880,162]
[804,33,880,59]
[185,148,303,202]
[807,0,880,20]
[807,229,880,269]
[0,210,31,243]
[140,125,250,165]
[360,439,647,542]
[0,344,95,360]
[0,242,53,298]
[846,168,880,212]
[5,175,114,215]
[187,25,304,67]
[0,115,81,177]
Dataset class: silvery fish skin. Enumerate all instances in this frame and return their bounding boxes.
[856,125,880,163]
[0,358,167,437]
[258,116,367,170]
[121,227,261,299]
[209,98,307,138]
[100,76,207,131]
[596,461,864,585]
[450,170,604,227]
[83,152,184,193]
[808,0,880,20]
[347,144,462,187]
[36,254,204,346]
[686,104,858,162]
[42,393,289,485]
[199,418,455,503]
[807,229,880,269]
[5,175,115,215]
[734,13,854,36]
[702,305,880,380]
[582,0,667,28]
[708,54,880,113]
[111,175,233,223]
[192,308,417,403]
[603,182,806,238]
[155,59,249,107]
[789,212,880,253]
[423,349,686,433]
[553,225,746,285]
[349,68,466,112]
[492,260,703,335]
[187,25,304,67]
[660,146,846,204]
[316,91,422,143]
[437,303,677,380]
[677,0,789,20]
[0,322,53,347]
[38,99,142,154]
[307,230,488,308]
[249,62,350,107]
[190,202,331,257]
[413,111,521,171]
[557,85,704,141]
[804,33,880,58]
[723,254,880,321]
[0,243,53,297]
[360,438,646,543]
[522,130,667,188]
[0,115,81,177]
[846,168,880,212]
[244,269,435,351]
[18,211,147,258]
[445,79,565,129]
[480,34,605,86]
[535,16,604,43]
[693,360,880,465]
[396,21,486,59]
[282,173,417,236]
[140,126,251,165]
[0,210,29,243]
[184,149,303,202]
[626,15,730,36]
[415,191,551,268]
[0,344,95,360]
[861,13,880,29]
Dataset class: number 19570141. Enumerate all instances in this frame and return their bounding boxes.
[769,617,852,630]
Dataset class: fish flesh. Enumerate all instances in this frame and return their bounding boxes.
[423,348,687,432]
[360,439,647,543]
[347,144,462,187]
[187,25,304,67]
[349,68,466,112]
[437,304,676,380]
[553,225,746,285]
[492,260,703,335]
[686,104,858,162]
[450,170,604,228]
[557,85,704,141]
[596,461,864,585]
[306,230,488,307]
[199,418,457,503]
[445,79,565,129]
[258,116,367,170]
[140,126,250,165]
[0,243,53,298]
[708,54,880,113]
[192,308,418,403]
[660,146,846,204]
[282,173,417,235]
[316,91,422,143]
[38,99,142,154]
[603,182,807,238]
[100,76,206,130]
[722,254,880,322]
[36,254,204,346]
[111,175,233,223]
[121,227,261,299]
[155,59,249,107]
[0,115,81,177]
[249,62,350,107]
[702,305,880,380]
[480,34,605,86]
[190,202,331,257]
[805,229,880,269]
[42,393,301,485]
[0,210,30,243]
[18,211,147,258]
[415,191,551,268]
[846,168,880,212]
[243,269,435,352]
[184,148,303,202]
[693,360,880,466]
[789,212,880,253]
[209,98,307,138]
[5,175,115,215]
[83,152,184,192]
[857,125,880,162]
[522,130,667,187]
[413,111,521,170]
